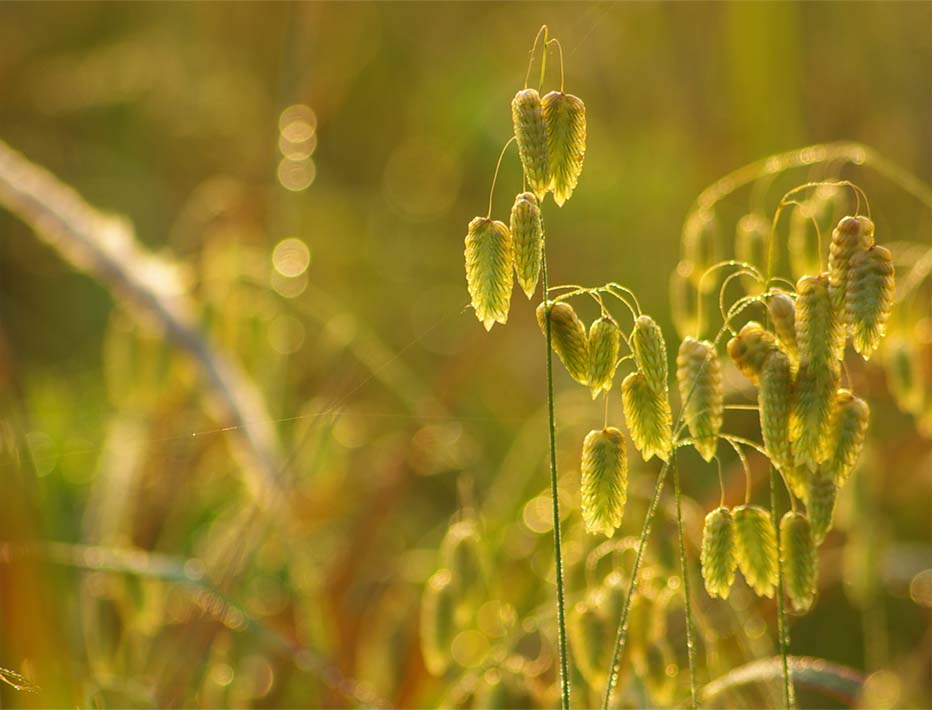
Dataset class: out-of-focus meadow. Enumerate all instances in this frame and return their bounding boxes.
[1,3,931,708]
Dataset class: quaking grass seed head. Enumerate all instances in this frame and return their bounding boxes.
[727,321,778,385]
[824,389,869,486]
[683,209,721,292]
[701,506,737,599]
[588,315,622,398]
[806,466,837,544]
[632,314,669,393]
[759,349,795,476]
[465,217,513,331]
[797,272,843,369]
[511,88,551,200]
[541,90,586,207]
[509,192,543,299]
[791,362,839,469]
[670,261,702,339]
[735,212,770,275]
[676,337,723,462]
[768,290,798,366]
[733,505,779,598]
[846,245,895,360]
[622,372,673,462]
[788,200,825,279]
[580,427,628,537]
[780,511,818,613]
[536,300,590,385]
[829,215,875,311]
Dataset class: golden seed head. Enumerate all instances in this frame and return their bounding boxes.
[683,209,721,292]
[846,245,895,360]
[701,506,737,599]
[735,212,770,274]
[420,568,457,676]
[580,427,628,537]
[536,300,590,385]
[829,215,875,310]
[791,361,839,469]
[759,349,795,475]
[767,290,798,365]
[727,321,779,385]
[806,466,837,544]
[780,511,818,613]
[632,314,669,394]
[511,89,551,201]
[676,337,723,462]
[788,200,825,279]
[622,371,673,462]
[542,91,586,207]
[823,389,870,486]
[797,272,843,369]
[733,505,779,598]
[588,315,622,398]
[465,217,513,331]
[509,192,543,299]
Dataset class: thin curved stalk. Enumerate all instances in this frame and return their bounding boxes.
[770,465,795,708]
[673,454,698,707]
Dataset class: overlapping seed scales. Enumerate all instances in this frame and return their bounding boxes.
[632,315,669,394]
[735,212,770,274]
[588,315,621,398]
[783,464,809,501]
[768,291,798,366]
[580,428,628,537]
[846,245,895,360]
[760,349,795,475]
[797,273,843,372]
[676,337,723,462]
[465,217,513,331]
[727,321,778,385]
[536,301,590,385]
[420,569,457,676]
[806,467,837,543]
[683,210,721,292]
[622,372,673,462]
[792,362,839,469]
[788,200,825,279]
[733,505,779,597]
[569,600,609,687]
[701,507,737,598]
[823,390,869,486]
[511,89,551,200]
[509,192,543,299]
[542,91,586,207]
[828,215,875,311]
[780,511,817,612]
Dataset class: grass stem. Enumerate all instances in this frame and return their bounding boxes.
[673,453,698,708]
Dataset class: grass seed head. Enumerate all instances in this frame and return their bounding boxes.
[511,88,551,200]
[676,337,724,462]
[588,315,622,398]
[797,272,843,369]
[824,389,870,486]
[509,192,543,299]
[727,320,779,385]
[542,91,586,207]
[735,212,770,274]
[733,505,779,598]
[768,290,798,366]
[670,261,702,339]
[536,300,590,385]
[760,349,795,475]
[788,200,826,279]
[791,362,839,469]
[806,466,837,543]
[846,245,895,360]
[683,209,721,292]
[632,314,669,394]
[829,215,875,311]
[781,511,818,612]
[701,506,737,599]
[420,569,458,676]
[465,217,513,330]
[622,371,673,462]
[580,427,628,537]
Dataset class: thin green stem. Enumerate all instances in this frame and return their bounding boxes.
[541,236,571,710]
[770,464,795,708]
[672,453,698,708]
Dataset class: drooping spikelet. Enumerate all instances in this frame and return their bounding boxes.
[622,372,673,462]
[465,217,513,331]
[806,466,837,543]
[780,511,817,612]
[701,506,737,599]
[792,274,841,467]
[759,349,795,475]
[541,91,586,207]
[676,337,723,462]
[631,315,669,394]
[846,245,895,360]
[733,505,779,597]
[735,212,770,274]
[788,200,824,279]
[536,301,590,385]
[683,209,721,292]
[420,569,457,676]
[828,215,875,311]
[509,192,543,299]
[511,89,551,200]
[588,315,622,398]
[768,290,798,366]
[727,321,778,385]
[823,389,869,486]
[580,428,628,537]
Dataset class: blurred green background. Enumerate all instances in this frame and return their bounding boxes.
[0,3,931,708]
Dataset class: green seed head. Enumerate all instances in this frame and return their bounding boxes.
[846,245,895,360]
[541,91,586,207]
[676,337,723,462]
[632,314,669,394]
[727,321,779,385]
[536,300,590,386]
[767,290,798,366]
[683,209,721,293]
[580,427,628,537]
[791,362,839,469]
[828,215,875,311]
[823,389,869,486]
[465,217,513,331]
[509,192,543,299]
[588,315,622,398]
[781,511,818,612]
[806,466,837,544]
[797,272,843,370]
[511,88,551,201]
[622,371,673,462]
[759,349,795,475]
[733,505,779,598]
[735,212,770,274]
[701,506,737,599]
[788,200,825,279]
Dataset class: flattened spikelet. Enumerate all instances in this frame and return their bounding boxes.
[683,210,721,292]
[580,428,628,537]
[465,217,513,330]
[781,512,817,612]
[733,505,778,597]
[588,315,621,398]
[788,200,824,279]
[727,321,778,385]
[542,91,586,206]
[420,569,457,676]
[511,89,551,200]
[537,301,590,385]
[509,192,543,299]
[676,337,723,462]
[768,291,798,366]
[792,363,839,469]
[632,315,669,393]
[622,372,673,462]
[823,389,869,486]
[760,349,795,475]
[701,507,737,598]
[846,245,895,360]
[797,273,842,372]
[828,215,875,311]
[806,467,837,543]
[735,212,770,273]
